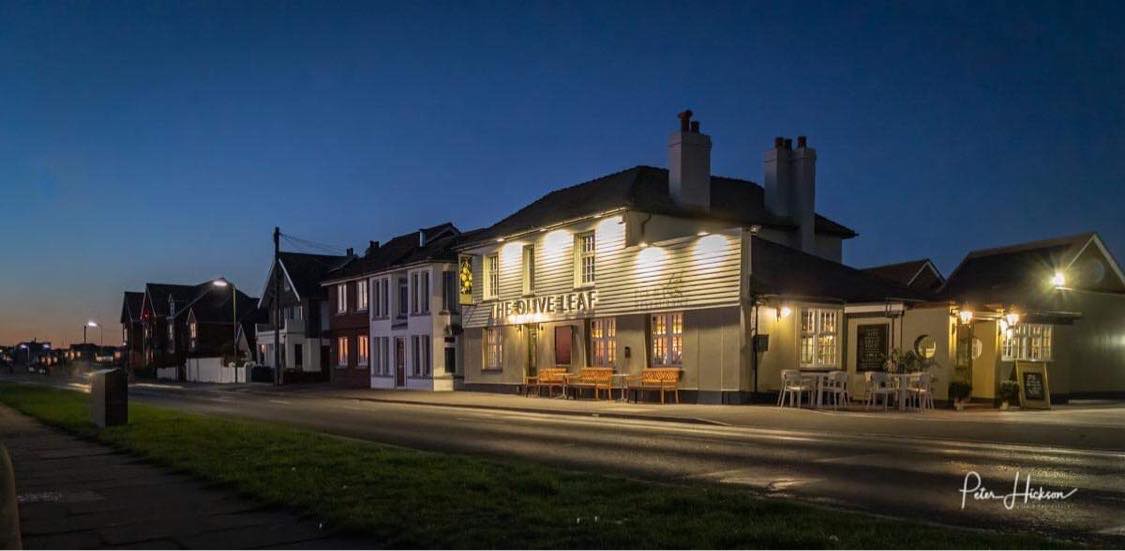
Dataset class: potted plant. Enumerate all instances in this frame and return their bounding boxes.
[948,381,972,410]
[999,380,1020,410]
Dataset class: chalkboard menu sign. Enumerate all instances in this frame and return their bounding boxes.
[857,324,889,372]
[1016,362,1052,409]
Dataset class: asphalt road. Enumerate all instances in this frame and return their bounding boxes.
[9,377,1125,544]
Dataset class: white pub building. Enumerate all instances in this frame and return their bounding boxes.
[455,112,925,403]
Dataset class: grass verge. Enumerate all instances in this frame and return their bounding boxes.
[0,382,1063,548]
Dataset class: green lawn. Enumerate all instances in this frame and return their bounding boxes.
[0,382,1064,548]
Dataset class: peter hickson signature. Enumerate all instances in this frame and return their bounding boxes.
[961,471,1078,510]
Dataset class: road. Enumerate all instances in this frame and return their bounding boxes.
[13,377,1125,544]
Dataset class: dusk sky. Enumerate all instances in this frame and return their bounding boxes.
[2,0,1123,346]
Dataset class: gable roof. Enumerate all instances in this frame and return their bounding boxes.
[940,232,1125,310]
[750,237,925,303]
[323,225,484,283]
[261,252,352,304]
[862,259,944,292]
[460,165,856,246]
[182,286,259,324]
[143,283,199,317]
[120,291,144,324]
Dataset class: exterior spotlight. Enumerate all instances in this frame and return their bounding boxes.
[1005,312,1020,326]
[496,237,505,243]
[697,230,709,236]
[1051,271,1066,288]
[639,241,649,248]
[959,310,974,325]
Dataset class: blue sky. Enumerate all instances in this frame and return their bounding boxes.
[2,0,1123,345]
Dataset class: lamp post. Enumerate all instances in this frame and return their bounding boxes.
[84,320,100,346]
[212,279,238,358]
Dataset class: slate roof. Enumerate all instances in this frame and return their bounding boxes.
[939,232,1124,310]
[750,237,926,303]
[460,165,856,246]
[323,225,484,282]
[277,252,352,299]
[183,286,260,324]
[120,291,144,324]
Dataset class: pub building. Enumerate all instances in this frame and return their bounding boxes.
[455,112,923,402]
[454,112,1125,405]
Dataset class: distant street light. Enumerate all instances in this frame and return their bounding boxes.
[84,320,102,345]
[212,279,238,358]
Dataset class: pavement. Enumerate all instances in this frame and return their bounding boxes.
[6,374,1125,545]
[0,404,374,549]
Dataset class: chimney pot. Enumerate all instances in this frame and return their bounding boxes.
[690,120,700,133]
[346,247,354,257]
[677,110,693,132]
[774,136,784,148]
[784,138,792,150]
[797,135,807,148]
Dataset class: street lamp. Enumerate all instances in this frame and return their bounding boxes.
[212,279,238,358]
[84,320,101,346]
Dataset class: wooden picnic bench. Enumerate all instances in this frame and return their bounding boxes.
[563,367,614,400]
[626,368,682,404]
[523,367,568,397]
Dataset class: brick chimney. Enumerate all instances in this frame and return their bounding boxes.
[668,110,712,211]
[764,135,816,253]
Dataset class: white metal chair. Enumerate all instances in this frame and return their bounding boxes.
[823,370,851,410]
[778,369,812,408]
[865,371,895,410]
[907,372,935,411]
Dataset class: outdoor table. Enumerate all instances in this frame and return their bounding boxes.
[888,373,915,411]
[801,371,832,408]
[611,373,630,401]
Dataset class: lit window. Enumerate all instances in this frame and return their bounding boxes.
[484,254,500,300]
[522,245,536,295]
[575,231,596,286]
[650,312,683,366]
[356,280,369,312]
[337,336,349,367]
[336,283,348,314]
[590,318,617,368]
[800,308,839,368]
[1002,324,1053,361]
[357,335,369,366]
[484,327,503,370]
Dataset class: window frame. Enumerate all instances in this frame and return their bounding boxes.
[522,244,536,296]
[484,326,503,370]
[357,334,369,366]
[650,312,683,366]
[799,308,840,368]
[590,318,617,368]
[484,254,500,300]
[336,336,349,368]
[1002,323,1053,362]
[336,283,348,314]
[356,279,369,312]
[574,231,596,287]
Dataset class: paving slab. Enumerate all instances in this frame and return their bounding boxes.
[0,405,375,549]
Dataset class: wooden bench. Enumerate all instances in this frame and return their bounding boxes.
[524,367,568,397]
[626,368,682,404]
[563,367,614,400]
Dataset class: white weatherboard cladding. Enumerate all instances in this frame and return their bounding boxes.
[463,216,742,328]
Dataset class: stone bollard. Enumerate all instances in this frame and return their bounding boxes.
[90,369,128,428]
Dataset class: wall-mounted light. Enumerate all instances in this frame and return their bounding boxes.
[959,310,974,325]
[496,237,505,243]
[777,305,792,321]
[697,230,709,236]
[638,241,649,248]
[1051,271,1066,288]
[1005,312,1020,326]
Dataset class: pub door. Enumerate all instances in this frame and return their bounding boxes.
[526,325,538,378]
[394,337,406,387]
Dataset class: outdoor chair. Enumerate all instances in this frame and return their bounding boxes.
[907,372,935,411]
[864,371,895,410]
[778,369,812,408]
[823,370,851,410]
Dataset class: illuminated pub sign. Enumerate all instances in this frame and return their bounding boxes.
[458,256,474,305]
[491,290,598,324]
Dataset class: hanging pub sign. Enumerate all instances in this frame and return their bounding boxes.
[458,255,474,305]
[856,323,889,372]
[1016,362,1052,409]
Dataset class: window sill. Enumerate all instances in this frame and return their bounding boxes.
[480,368,503,373]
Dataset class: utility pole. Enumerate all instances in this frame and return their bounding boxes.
[273,226,282,386]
